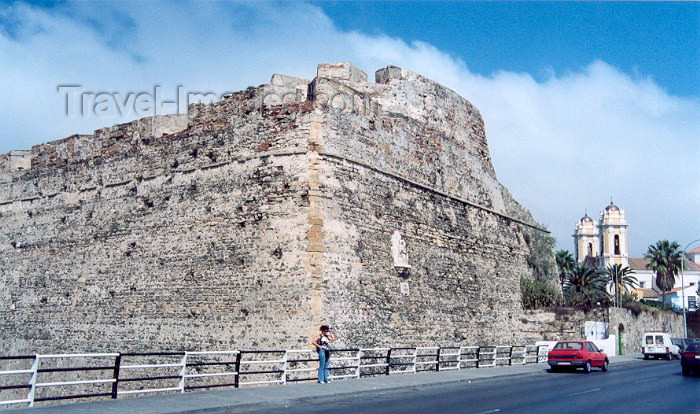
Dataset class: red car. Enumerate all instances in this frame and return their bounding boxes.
[547,340,609,373]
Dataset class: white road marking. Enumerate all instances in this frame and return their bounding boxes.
[474,410,500,414]
[633,377,657,383]
[567,388,601,397]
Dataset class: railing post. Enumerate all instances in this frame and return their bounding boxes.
[27,355,39,408]
[385,349,392,376]
[355,349,361,379]
[179,353,188,393]
[234,351,242,388]
[411,348,417,374]
[282,351,288,385]
[436,347,441,372]
[476,346,481,368]
[457,347,462,370]
[111,353,121,399]
[509,346,513,366]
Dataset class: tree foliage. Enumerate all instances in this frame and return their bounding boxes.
[564,263,609,311]
[644,240,683,302]
[520,277,562,309]
[555,250,575,292]
[524,227,557,282]
[605,264,638,306]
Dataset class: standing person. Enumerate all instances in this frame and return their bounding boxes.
[311,325,335,383]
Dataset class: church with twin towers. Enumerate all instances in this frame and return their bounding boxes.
[572,200,629,268]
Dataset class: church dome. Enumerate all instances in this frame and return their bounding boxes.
[605,202,620,212]
[580,214,594,223]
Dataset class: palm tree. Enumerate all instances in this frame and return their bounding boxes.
[555,250,576,292]
[565,263,609,310]
[645,240,683,303]
[605,264,637,307]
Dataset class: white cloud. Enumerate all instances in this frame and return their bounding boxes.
[1,1,698,256]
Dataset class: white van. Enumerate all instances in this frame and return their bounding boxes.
[642,332,680,360]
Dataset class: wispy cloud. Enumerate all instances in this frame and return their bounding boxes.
[1,1,698,256]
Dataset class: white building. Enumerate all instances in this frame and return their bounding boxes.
[629,258,700,309]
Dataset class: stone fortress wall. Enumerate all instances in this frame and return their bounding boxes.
[0,62,585,354]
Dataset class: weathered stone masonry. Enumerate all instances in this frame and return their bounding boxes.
[1,63,550,354]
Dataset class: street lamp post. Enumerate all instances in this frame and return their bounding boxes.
[681,238,700,339]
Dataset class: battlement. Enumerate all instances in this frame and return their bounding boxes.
[1,62,505,214]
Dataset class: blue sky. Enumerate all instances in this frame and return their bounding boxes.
[0,1,698,257]
[320,2,699,97]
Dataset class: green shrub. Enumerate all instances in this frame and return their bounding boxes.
[639,299,676,313]
[524,227,557,282]
[521,277,562,309]
[563,288,610,312]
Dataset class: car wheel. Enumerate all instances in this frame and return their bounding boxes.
[682,366,690,376]
[643,354,649,360]
[666,354,672,361]
[602,360,608,372]
[584,361,591,373]
[550,366,559,373]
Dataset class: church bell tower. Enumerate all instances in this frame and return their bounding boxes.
[598,200,629,267]
[573,212,599,263]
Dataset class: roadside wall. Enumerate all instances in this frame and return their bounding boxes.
[608,307,684,355]
[515,307,684,355]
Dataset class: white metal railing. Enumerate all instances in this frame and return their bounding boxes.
[478,346,497,367]
[415,347,439,372]
[510,346,527,365]
[388,348,417,375]
[358,348,390,373]
[494,346,512,366]
[458,346,479,368]
[0,344,545,409]
[183,351,240,391]
[117,353,186,397]
[438,347,461,371]
[285,349,318,383]
[237,351,287,387]
[328,349,361,380]
[13,353,119,407]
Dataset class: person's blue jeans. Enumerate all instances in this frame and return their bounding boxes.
[318,349,330,383]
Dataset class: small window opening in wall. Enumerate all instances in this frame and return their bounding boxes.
[587,243,593,257]
[614,235,620,255]
[640,281,645,288]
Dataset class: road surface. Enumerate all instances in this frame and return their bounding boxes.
[246,359,699,414]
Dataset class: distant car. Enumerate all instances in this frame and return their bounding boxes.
[642,332,680,360]
[681,342,700,376]
[547,340,608,373]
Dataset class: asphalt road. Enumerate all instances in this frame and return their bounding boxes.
[246,359,699,414]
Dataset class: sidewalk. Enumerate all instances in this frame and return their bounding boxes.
[7,354,643,414]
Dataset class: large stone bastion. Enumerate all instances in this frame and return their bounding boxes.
[0,63,551,353]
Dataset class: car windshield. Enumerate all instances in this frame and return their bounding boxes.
[687,343,699,352]
[553,342,583,350]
